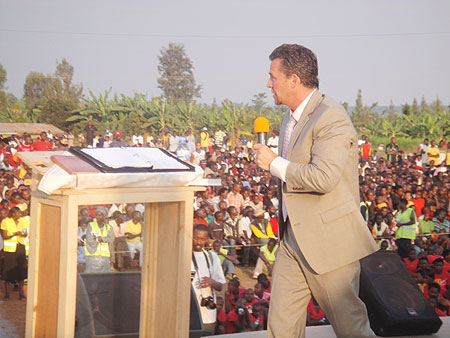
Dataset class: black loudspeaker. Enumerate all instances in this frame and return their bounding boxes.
[360,251,442,336]
[75,272,204,338]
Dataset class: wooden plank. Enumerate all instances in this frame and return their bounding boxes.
[25,196,43,338]
[34,204,61,338]
[17,151,66,175]
[59,187,200,206]
[50,155,100,174]
[56,195,79,338]
[140,200,192,338]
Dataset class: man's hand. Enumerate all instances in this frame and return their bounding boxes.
[200,276,214,288]
[253,144,277,171]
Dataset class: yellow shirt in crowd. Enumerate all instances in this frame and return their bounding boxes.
[425,147,440,164]
[125,220,142,242]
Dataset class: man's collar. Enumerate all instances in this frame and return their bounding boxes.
[290,88,317,122]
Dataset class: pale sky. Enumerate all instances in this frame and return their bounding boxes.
[1,0,449,106]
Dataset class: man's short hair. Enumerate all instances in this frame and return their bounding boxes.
[269,44,319,88]
[194,224,209,233]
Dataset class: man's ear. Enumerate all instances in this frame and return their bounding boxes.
[289,73,301,88]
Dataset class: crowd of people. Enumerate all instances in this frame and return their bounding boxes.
[0,125,449,334]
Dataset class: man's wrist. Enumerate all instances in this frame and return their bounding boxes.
[270,156,289,182]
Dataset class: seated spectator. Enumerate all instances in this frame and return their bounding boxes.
[253,238,278,279]
[372,213,389,244]
[77,217,89,272]
[244,288,258,314]
[443,249,450,273]
[225,278,246,313]
[418,210,435,234]
[267,205,279,238]
[257,273,271,293]
[433,210,450,232]
[223,206,240,255]
[433,258,450,295]
[250,209,275,245]
[403,248,419,276]
[225,297,251,334]
[125,210,143,267]
[215,296,226,335]
[248,193,264,215]
[307,297,328,326]
[250,302,264,331]
[413,271,426,292]
[238,206,254,266]
[212,240,238,279]
[209,211,225,242]
[193,207,208,226]
[109,211,130,271]
[429,297,448,316]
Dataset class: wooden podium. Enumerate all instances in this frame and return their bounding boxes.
[19,152,201,338]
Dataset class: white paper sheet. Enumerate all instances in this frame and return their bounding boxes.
[79,147,188,170]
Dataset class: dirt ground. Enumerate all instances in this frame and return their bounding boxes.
[0,265,261,338]
[0,287,26,338]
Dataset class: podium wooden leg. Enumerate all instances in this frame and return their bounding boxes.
[140,200,193,338]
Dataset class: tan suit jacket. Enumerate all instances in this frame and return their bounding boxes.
[277,90,377,275]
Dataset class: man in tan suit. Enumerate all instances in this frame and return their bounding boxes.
[254,44,378,337]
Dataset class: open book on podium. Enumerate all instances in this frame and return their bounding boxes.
[66,147,195,173]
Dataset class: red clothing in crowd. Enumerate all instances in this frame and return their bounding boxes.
[217,309,227,324]
[17,144,34,152]
[403,257,419,276]
[435,271,450,295]
[193,218,208,226]
[361,143,371,159]
[435,308,448,317]
[32,139,53,151]
[427,255,443,264]
[225,310,240,334]
[443,259,450,274]
[269,217,279,236]
[307,298,326,321]
[226,287,246,311]
[245,298,258,313]
[250,313,264,327]
[411,198,425,216]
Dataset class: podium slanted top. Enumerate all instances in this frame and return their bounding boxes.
[17,148,206,195]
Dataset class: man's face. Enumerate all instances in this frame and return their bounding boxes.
[192,229,209,252]
[267,58,291,106]
[428,287,440,299]
[41,132,47,141]
[244,289,254,302]
[434,262,444,274]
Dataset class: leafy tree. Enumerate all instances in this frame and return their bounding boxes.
[54,58,83,101]
[157,43,201,102]
[411,98,419,114]
[37,97,78,129]
[401,103,411,115]
[251,93,268,110]
[23,72,54,112]
[68,89,119,125]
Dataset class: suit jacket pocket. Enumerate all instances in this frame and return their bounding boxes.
[320,200,356,224]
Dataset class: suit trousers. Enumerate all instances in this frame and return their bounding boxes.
[268,222,375,338]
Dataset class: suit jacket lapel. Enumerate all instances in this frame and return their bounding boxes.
[278,110,290,156]
[287,90,324,159]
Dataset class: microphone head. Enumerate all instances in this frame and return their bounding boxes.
[254,117,269,133]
